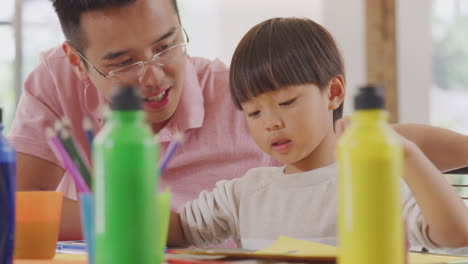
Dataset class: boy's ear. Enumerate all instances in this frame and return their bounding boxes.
[62,42,90,81]
[327,75,345,110]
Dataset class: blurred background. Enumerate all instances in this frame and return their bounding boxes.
[6,0,467,131]
[1,0,468,252]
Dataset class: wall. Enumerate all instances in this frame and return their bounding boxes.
[397,0,431,124]
[180,0,323,66]
[325,0,431,123]
[323,0,367,115]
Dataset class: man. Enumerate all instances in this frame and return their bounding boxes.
[9,0,468,241]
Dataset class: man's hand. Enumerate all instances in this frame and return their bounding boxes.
[167,211,189,247]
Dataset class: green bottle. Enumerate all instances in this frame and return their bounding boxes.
[337,85,404,264]
[93,85,158,264]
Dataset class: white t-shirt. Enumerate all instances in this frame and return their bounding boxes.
[179,163,438,250]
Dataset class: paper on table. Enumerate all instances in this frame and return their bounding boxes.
[260,236,468,264]
[169,236,336,262]
[171,236,468,264]
[253,236,337,257]
[410,252,468,264]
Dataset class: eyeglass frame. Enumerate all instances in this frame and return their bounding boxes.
[76,27,190,80]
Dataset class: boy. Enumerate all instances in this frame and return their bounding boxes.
[167,17,468,250]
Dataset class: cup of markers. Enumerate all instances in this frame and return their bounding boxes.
[45,116,182,264]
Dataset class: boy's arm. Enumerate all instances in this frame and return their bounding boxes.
[403,141,468,248]
[168,179,241,248]
[393,123,468,172]
[167,211,190,247]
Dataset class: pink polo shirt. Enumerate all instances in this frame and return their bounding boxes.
[9,47,277,208]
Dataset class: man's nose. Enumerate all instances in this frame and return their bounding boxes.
[138,64,164,90]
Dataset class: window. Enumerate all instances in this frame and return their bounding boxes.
[432,0,468,202]
[430,0,468,255]
[432,0,468,133]
[22,0,63,78]
[0,0,63,132]
[0,0,15,132]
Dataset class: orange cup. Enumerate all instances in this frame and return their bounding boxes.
[14,191,63,259]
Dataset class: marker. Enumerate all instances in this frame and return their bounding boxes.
[56,243,87,251]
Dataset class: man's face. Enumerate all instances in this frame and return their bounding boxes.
[78,0,186,128]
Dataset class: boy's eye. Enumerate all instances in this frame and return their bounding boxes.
[248,110,260,117]
[279,97,297,106]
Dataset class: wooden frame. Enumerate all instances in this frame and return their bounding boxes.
[366,0,398,122]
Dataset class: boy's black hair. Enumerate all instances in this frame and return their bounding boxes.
[51,0,180,53]
[230,17,345,122]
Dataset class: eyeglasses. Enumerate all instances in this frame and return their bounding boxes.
[77,28,189,82]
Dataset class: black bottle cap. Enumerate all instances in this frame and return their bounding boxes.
[110,85,142,111]
[0,107,2,124]
[354,85,385,110]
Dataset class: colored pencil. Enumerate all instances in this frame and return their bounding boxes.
[82,117,94,149]
[59,127,92,188]
[159,132,184,174]
[46,128,90,193]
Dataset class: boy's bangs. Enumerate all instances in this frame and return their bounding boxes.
[232,45,311,107]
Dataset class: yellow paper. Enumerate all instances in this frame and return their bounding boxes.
[254,236,337,257]
[409,252,468,264]
[255,236,468,264]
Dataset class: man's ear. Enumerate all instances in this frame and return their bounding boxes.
[328,75,346,111]
[62,42,90,81]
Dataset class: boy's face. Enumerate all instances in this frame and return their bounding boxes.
[241,82,343,172]
[68,0,186,130]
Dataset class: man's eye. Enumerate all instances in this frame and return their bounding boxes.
[155,44,170,54]
[114,58,133,67]
[248,111,260,117]
[279,98,297,106]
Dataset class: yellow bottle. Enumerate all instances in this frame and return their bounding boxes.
[337,85,404,264]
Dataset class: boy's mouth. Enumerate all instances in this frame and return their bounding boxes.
[271,139,292,152]
[272,140,291,146]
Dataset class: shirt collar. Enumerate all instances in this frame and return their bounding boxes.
[83,79,108,128]
[157,57,205,142]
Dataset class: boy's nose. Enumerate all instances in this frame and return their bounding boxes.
[265,115,284,131]
[138,65,164,90]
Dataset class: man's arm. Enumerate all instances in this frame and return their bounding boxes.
[16,152,82,240]
[393,124,468,172]
[402,141,468,247]
[337,118,468,172]
[167,211,189,247]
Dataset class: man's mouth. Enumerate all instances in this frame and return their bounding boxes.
[144,90,168,102]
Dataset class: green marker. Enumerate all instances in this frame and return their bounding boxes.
[93,85,159,264]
